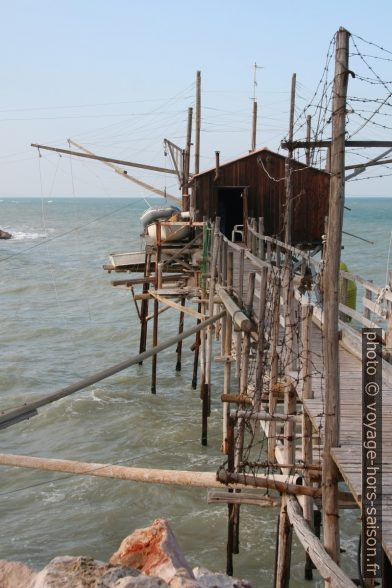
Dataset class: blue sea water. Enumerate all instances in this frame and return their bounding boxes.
[0,196,391,586]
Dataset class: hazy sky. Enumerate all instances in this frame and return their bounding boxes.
[1,0,392,198]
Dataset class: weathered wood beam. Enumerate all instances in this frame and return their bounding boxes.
[281,140,392,149]
[150,293,206,320]
[31,143,177,175]
[216,470,321,498]
[322,26,350,567]
[286,496,356,588]
[68,139,181,204]
[215,283,254,333]
[208,490,280,508]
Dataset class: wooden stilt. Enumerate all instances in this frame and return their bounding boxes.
[300,299,315,579]
[206,218,220,417]
[226,416,235,575]
[258,217,265,260]
[138,250,151,363]
[199,222,208,443]
[151,225,162,394]
[192,303,201,389]
[223,252,234,454]
[254,266,268,411]
[274,325,296,587]
[232,272,255,556]
[151,301,159,393]
[268,270,281,462]
[274,495,293,588]
[175,298,186,372]
[322,28,349,570]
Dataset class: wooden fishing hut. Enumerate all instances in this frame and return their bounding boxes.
[189,148,330,247]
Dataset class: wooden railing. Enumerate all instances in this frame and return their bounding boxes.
[245,218,392,348]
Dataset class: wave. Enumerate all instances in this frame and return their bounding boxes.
[8,228,55,241]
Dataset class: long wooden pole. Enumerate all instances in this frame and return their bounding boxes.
[251,101,257,151]
[31,143,176,175]
[67,139,180,204]
[138,250,152,362]
[182,107,193,210]
[223,251,234,454]
[195,71,201,175]
[206,219,220,418]
[286,496,356,588]
[306,115,312,167]
[0,311,226,430]
[0,453,318,497]
[285,73,296,245]
[322,26,349,566]
[175,298,186,372]
[151,225,162,394]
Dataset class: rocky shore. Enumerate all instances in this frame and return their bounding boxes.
[0,519,252,588]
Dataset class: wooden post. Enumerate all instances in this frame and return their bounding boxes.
[195,71,201,175]
[285,73,296,245]
[322,27,350,566]
[138,250,151,363]
[200,220,208,444]
[280,322,296,587]
[252,218,258,254]
[258,217,265,260]
[182,106,193,210]
[226,415,235,575]
[339,275,348,321]
[175,298,186,371]
[301,299,314,580]
[192,304,201,389]
[238,248,245,306]
[251,101,257,152]
[254,267,268,410]
[232,273,255,556]
[206,219,220,416]
[223,252,234,454]
[283,261,295,373]
[268,269,281,463]
[274,495,293,588]
[363,283,373,321]
[151,224,162,394]
[306,115,312,167]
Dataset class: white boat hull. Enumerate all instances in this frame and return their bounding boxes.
[109,251,154,268]
[147,222,190,243]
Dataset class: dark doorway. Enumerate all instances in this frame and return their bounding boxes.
[217,187,245,241]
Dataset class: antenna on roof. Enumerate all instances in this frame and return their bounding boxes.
[251,62,264,152]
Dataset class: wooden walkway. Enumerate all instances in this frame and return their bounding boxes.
[298,324,392,562]
[229,250,392,565]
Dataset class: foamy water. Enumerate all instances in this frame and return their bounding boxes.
[7,229,55,241]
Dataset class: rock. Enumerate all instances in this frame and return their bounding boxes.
[113,577,168,587]
[29,555,108,587]
[169,569,200,588]
[97,566,141,587]
[109,519,194,585]
[0,560,37,587]
[0,229,12,239]
[192,567,252,588]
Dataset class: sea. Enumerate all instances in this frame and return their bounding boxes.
[0,196,391,586]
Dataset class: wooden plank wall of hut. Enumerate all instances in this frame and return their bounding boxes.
[193,149,330,245]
